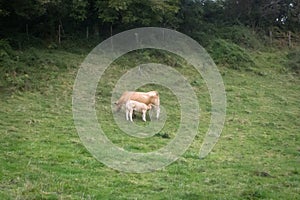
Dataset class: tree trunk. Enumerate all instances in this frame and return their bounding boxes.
[86,26,89,39]
[110,23,114,51]
[94,24,99,36]
[26,24,29,41]
[58,25,61,45]
[269,30,272,45]
[110,23,113,36]
[288,31,292,47]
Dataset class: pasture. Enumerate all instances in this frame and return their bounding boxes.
[0,46,299,199]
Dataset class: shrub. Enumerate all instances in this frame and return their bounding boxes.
[208,39,255,70]
[285,49,300,74]
[217,25,264,49]
[0,39,15,60]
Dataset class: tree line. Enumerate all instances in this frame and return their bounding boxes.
[0,0,299,41]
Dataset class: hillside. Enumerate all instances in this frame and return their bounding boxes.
[0,24,299,199]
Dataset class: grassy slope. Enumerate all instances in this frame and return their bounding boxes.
[0,45,299,199]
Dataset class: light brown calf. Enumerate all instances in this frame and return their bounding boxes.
[125,100,152,122]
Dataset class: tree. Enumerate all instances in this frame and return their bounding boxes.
[69,0,89,22]
[95,0,180,35]
[223,0,300,31]
[178,0,204,34]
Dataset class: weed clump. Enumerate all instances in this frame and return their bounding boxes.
[208,39,255,70]
[285,49,300,74]
[0,42,79,92]
[0,39,15,59]
[218,25,264,49]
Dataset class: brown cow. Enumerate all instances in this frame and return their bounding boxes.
[115,91,160,119]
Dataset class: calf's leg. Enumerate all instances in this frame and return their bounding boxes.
[142,110,147,122]
[129,110,133,122]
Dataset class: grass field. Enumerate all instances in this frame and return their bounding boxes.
[0,45,299,199]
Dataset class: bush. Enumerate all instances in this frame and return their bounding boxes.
[188,23,218,48]
[0,39,15,60]
[285,49,300,74]
[217,25,264,49]
[208,39,255,70]
[0,45,74,92]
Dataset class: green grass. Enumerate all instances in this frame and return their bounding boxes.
[0,45,299,199]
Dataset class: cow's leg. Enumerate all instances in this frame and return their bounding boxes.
[156,106,160,119]
[115,103,122,112]
[125,109,129,120]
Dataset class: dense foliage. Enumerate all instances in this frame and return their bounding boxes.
[1,0,299,42]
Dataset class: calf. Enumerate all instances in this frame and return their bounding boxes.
[125,100,152,122]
